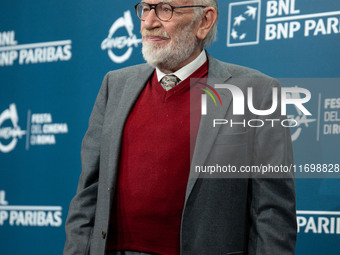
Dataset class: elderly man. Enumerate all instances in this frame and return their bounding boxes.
[64,1,297,255]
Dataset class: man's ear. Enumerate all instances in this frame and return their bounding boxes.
[195,7,217,41]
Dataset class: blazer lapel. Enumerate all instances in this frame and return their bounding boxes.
[184,55,233,203]
[115,65,154,122]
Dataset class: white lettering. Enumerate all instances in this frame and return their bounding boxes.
[0,191,8,205]
[31,114,52,124]
[314,19,327,36]
[281,87,312,115]
[0,211,9,225]
[325,98,340,109]
[248,87,278,115]
[0,50,18,66]
[318,217,330,234]
[0,31,17,46]
[266,0,300,17]
[297,216,307,232]
[19,45,72,65]
[210,85,311,116]
[265,24,277,40]
[30,135,56,145]
[305,217,317,233]
[43,123,68,134]
[265,22,301,40]
[297,215,340,235]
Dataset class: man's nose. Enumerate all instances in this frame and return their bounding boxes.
[143,9,162,29]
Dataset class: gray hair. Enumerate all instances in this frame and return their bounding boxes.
[194,0,218,46]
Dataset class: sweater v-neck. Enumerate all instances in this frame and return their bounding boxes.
[151,61,208,103]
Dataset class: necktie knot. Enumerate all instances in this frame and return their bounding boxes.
[160,75,180,91]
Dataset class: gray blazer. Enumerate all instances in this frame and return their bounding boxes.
[64,54,297,255]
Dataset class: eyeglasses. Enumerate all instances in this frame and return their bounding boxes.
[135,2,206,22]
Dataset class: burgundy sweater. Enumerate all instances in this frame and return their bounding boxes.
[107,61,208,254]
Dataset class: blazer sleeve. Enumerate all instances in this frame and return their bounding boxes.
[63,74,109,255]
[248,78,297,254]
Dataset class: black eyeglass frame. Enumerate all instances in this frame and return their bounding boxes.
[134,2,207,21]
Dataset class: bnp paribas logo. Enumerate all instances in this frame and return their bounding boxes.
[227,0,261,47]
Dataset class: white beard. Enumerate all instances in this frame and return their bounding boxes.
[142,24,199,70]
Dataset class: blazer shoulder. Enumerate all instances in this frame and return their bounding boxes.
[215,58,280,90]
[105,63,153,80]
[96,63,154,100]
[222,60,274,80]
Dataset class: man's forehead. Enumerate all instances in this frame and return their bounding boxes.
[142,0,193,5]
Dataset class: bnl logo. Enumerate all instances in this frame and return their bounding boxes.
[227,0,261,47]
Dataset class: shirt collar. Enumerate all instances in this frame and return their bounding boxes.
[156,50,207,83]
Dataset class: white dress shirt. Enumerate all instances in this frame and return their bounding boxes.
[156,50,207,84]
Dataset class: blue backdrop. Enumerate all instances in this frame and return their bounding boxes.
[1,0,339,254]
